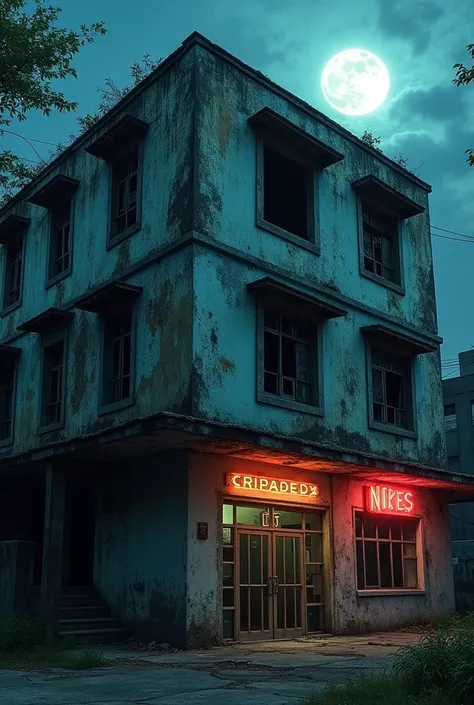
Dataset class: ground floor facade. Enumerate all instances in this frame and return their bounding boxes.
[0,448,461,647]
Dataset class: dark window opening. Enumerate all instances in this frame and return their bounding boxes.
[113,146,139,237]
[263,145,310,239]
[263,307,314,405]
[355,513,419,590]
[362,205,398,283]
[103,310,132,405]
[4,240,23,308]
[0,367,14,441]
[371,349,411,429]
[42,340,64,426]
[50,201,71,278]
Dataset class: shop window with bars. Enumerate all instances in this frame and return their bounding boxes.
[42,339,64,426]
[371,349,412,430]
[355,513,419,590]
[362,205,399,284]
[262,308,315,406]
[3,239,24,309]
[103,311,132,406]
[111,146,139,240]
[0,367,15,441]
[49,201,72,280]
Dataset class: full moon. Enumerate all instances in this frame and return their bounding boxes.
[321,49,390,116]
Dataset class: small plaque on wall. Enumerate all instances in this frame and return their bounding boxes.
[197,522,208,540]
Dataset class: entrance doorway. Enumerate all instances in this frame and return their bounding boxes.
[222,503,325,642]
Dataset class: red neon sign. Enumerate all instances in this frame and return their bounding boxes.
[366,485,414,515]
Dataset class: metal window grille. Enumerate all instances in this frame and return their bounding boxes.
[372,350,409,429]
[362,206,396,283]
[107,313,132,403]
[7,243,23,306]
[45,341,64,425]
[115,148,138,235]
[355,513,418,590]
[51,203,71,276]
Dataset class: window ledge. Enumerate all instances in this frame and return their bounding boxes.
[369,419,417,439]
[38,420,64,435]
[361,269,405,296]
[257,217,320,255]
[99,397,135,416]
[106,222,141,250]
[1,300,21,317]
[357,589,425,597]
[257,391,323,417]
[0,437,12,449]
[45,268,72,290]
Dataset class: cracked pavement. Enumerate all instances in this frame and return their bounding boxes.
[0,631,421,704]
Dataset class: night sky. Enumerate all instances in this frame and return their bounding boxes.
[7,0,474,376]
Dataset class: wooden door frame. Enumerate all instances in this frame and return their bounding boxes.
[235,528,273,642]
[273,530,305,639]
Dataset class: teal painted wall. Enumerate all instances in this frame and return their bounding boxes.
[94,452,188,646]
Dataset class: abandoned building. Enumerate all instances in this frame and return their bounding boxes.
[1,32,474,648]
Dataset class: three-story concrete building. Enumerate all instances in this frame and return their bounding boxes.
[1,32,474,647]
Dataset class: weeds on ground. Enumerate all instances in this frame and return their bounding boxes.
[302,675,452,705]
[0,615,108,670]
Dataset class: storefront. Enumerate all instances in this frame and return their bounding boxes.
[185,454,457,644]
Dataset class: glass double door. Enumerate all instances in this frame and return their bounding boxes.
[238,529,303,640]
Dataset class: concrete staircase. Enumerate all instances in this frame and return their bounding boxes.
[34,586,130,645]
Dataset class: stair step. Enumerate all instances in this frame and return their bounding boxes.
[59,617,122,631]
[59,627,130,644]
[60,605,110,619]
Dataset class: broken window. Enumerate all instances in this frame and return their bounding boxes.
[49,200,72,280]
[112,146,139,239]
[263,145,311,239]
[263,308,315,405]
[444,403,457,431]
[355,513,419,590]
[42,339,65,426]
[0,366,15,441]
[3,238,24,309]
[362,205,399,283]
[371,350,411,429]
[103,310,133,405]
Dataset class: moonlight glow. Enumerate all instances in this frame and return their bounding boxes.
[321,49,390,116]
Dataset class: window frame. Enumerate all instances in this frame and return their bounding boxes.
[256,301,323,416]
[0,361,18,447]
[2,235,26,314]
[98,305,137,415]
[353,508,425,596]
[444,403,457,431]
[45,196,74,287]
[256,136,320,255]
[365,341,417,439]
[357,198,405,295]
[107,141,143,249]
[39,331,67,433]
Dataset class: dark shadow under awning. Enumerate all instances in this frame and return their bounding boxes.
[74,281,142,315]
[0,345,21,368]
[85,114,149,161]
[248,107,344,169]
[18,307,75,335]
[28,175,79,209]
[248,277,348,321]
[352,175,424,219]
[361,324,438,356]
[0,214,30,246]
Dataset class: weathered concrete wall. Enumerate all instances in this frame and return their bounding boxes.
[332,476,455,633]
[192,247,445,470]
[94,452,188,646]
[0,541,35,618]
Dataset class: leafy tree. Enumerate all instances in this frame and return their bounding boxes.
[0,0,106,203]
[453,43,474,165]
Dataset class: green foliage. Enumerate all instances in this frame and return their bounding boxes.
[303,676,451,705]
[453,43,474,166]
[360,130,382,150]
[0,614,45,652]
[62,648,108,669]
[0,0,106,202]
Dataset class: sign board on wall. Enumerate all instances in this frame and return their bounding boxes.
[226,473,319,499]
[366,484,415,515]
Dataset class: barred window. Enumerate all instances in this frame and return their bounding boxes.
[355,513,419,590]
[103,311,132,405]
[371,349,412,430]
[42,340,64,426]
[362,205,399,284]
[49,201,72,279]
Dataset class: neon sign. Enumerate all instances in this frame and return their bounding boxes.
[366,485,414,515]
[227,473,319,498]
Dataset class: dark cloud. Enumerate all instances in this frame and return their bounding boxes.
[378,0,444,54]
[389,84,467,123]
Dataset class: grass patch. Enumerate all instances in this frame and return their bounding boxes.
[302,675,453,705]
[0,615,109,670]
